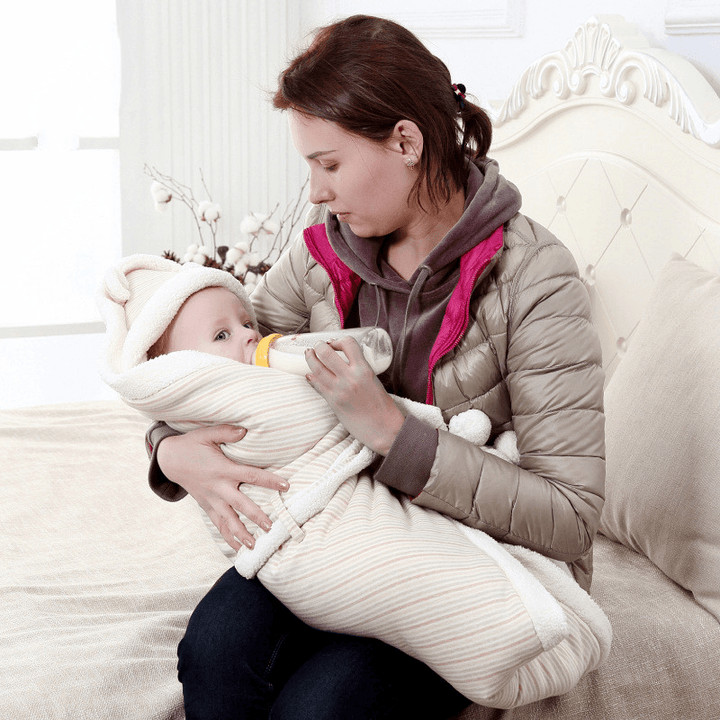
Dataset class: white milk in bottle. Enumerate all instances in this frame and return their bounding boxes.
[253,327,393,375]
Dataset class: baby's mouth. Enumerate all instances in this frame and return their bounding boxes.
[246,342,259,365]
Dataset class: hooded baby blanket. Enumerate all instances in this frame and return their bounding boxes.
[98,255,611,709]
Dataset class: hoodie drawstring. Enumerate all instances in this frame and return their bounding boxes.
[390,264,432,393]
[371,283,382,329]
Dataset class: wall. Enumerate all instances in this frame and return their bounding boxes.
[300,1,720,113]
[117,0,309,260]
[6,0,717,408]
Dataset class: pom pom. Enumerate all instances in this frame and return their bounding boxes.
[448,409,491,446]
[493,431,520,464]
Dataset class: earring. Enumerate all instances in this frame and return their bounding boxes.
[406,158,416,168]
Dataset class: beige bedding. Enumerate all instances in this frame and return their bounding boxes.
[2,399,719,719]
[1,400,231,720]
[459,534,720,720]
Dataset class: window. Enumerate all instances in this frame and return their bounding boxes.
[0,1,121,407]
[0,0,121,333]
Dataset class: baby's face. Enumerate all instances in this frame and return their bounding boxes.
[164,286,261,364]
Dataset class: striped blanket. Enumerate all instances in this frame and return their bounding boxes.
[106,350,611,709]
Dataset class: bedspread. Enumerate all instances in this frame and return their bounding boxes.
[0,401,233,720]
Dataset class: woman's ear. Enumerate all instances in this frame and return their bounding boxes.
[390,119,423,164]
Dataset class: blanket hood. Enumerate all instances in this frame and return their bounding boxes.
[97,254,257,388]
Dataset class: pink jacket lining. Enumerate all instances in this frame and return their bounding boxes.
[303,223,504,404]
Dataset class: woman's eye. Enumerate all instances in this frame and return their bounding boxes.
[323,164,337,173]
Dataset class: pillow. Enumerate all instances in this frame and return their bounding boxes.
[600,254,720,621]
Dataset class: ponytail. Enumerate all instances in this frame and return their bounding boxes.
[459,99,493,160]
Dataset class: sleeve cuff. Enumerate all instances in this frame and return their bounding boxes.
[373,414,438,497]
[146,422,187,502]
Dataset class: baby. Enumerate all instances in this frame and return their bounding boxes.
[97,255,597,710]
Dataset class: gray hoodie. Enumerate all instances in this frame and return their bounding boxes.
[323,159,522,496]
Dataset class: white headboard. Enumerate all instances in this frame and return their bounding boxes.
[490,15,720,382]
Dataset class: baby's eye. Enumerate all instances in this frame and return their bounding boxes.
[214,330,230,341]
[244,321,254,329]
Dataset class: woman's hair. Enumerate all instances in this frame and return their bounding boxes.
[273,14,492,211]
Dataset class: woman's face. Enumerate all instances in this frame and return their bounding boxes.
[288,111,418,239]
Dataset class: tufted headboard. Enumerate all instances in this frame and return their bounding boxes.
[490,15,720,382]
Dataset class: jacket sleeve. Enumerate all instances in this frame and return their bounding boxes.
[252,204,332,335]
[413,242,606,565]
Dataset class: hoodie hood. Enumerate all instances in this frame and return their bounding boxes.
[325,158,521,291]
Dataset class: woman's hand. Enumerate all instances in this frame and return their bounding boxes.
[304,338,405,455]
[157,425,289,552]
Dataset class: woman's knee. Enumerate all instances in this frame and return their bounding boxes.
[179,569,290,670]
[270,634,470,720]
[178,568,323,716]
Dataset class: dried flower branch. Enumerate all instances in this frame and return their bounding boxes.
[145,166,309,292]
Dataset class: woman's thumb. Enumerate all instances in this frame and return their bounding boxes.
[202,424,247,445]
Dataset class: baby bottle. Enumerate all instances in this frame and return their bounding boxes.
[253,327,393,376]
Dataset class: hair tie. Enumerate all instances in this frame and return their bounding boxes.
[452,83,466,110]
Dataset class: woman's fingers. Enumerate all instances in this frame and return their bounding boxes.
[303,340,404,455]
[158,424,291,550]
[305,338,373,392]
[207,507,245,552]
[207,504,262,552]
[200,424,290,493]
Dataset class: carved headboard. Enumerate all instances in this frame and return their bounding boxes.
[490,15,720,382]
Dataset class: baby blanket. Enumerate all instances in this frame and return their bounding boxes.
[101,346,611,709]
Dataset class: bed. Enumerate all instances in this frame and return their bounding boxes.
[3,15,720,720]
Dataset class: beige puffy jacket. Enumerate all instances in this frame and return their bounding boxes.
[252,206,605,592]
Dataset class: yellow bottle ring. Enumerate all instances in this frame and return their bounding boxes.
[254,334,283,368]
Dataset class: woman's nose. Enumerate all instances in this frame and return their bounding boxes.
[308,172,333,205]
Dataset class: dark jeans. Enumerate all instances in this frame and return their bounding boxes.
[178,568,472,720]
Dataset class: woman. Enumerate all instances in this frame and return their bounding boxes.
[150,14,605,720]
